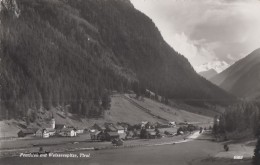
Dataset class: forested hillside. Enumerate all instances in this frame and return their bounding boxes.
[0,0,234,120]
[213,102,260,140]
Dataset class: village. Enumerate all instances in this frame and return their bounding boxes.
[16,117,203,146]
[15,91,206,145]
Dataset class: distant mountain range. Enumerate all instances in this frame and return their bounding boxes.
[199,69,218,80]
[195,60,230,73]
[210,48,260,100]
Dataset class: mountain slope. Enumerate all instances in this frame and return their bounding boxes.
[0,94,212,138]
[210,48,260,99]
[199,69,217,80]
[0,0,234,120]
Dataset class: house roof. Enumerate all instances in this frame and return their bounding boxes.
[107,132,119,137]
[18,129,35,134]
[148,132,157,136]
[141,121,149,125]
[37,128,56,133]
[45,128,56,132]
[75,127,85,130]
[90,131,101,136]
[117,122,130,128]
[114,125,124,130]
[55,124,66,130]
[106,125,117,132]
[92,124,106,130]
[61,128,75,132]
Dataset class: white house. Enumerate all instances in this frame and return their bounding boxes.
[169,121,176,127]
[75,127,84,134]
[59,128,77,137]
[46,128,56,136]
[115,125,125,134]
[36,128,56,138]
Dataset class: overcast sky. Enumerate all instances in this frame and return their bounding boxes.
[130,0,260,71]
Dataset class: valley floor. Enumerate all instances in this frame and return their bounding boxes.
[0,133,254,165]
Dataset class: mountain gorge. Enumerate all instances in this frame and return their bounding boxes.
[0,0,234,120]
[210,48,260,100]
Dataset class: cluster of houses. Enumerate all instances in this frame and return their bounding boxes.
[89,121,177,141]
[17,118,84,138]
[89,123,127,141]
[17,118,178,142]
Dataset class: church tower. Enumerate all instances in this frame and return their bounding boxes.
[50,113,55,129]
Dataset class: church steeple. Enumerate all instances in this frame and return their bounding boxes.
[50,113,55,129]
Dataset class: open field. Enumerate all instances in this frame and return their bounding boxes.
[106,94,212,124]
[0,134,253,165]
[0,131,191,157]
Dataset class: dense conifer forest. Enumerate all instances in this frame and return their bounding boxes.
[0,0,235,120]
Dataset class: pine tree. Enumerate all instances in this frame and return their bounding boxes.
[253,137,260,165]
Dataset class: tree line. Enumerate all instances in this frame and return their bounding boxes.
[213,102,260,140]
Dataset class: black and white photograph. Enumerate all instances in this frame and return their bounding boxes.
[0,0,260,165]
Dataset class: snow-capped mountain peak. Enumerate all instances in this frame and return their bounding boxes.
[195,61,230,73]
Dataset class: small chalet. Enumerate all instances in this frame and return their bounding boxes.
[141,121,151,129]
[169,121,176,127]
[59,128,77,137]
[17,129,36,137]
[55,124,66,132]
[114,125,125,134]
[36,129,44,137]
[90,131,104,140]
[104,123,117,132]
[117,122,129,132]
[105,132,119,141]
[46,128,56,136]
[75,127,84,134]
[91,124,106,132]
[145,89,155,99]
[36,128,56,138]
[133,130,141,137]
[126,131,134,139]
[146,129,157,139]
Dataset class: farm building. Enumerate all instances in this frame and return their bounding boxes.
[117,122,129,132]
[55,124,66,132]
[36,129,44,137]
[75,127,84,134]
[35,128,56,138]
[59,128,77,137]
[169,121,176,127]
[104,123,117,132]
[17,129,36,137]
[114,125,125,134]
[90,131,106,141]
[146,129,157,139]
[141,121,152,129]
[90,124,106,132]
[105,132,120,141]
[46,128,56,136]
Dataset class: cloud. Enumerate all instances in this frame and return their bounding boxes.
[130,0,260,69]
[169,32,217,66]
